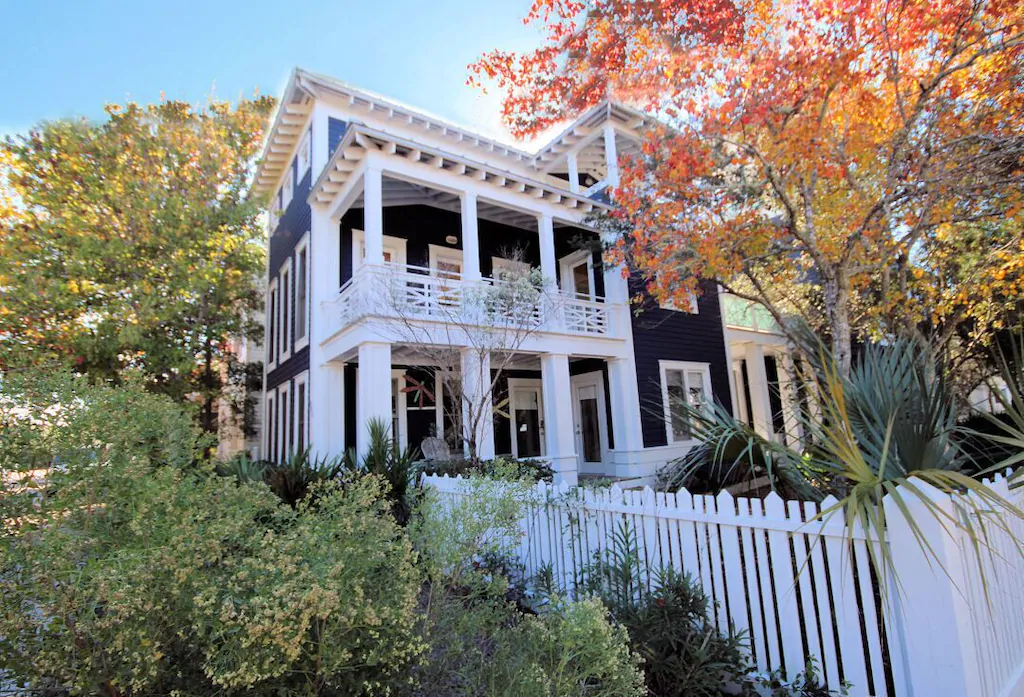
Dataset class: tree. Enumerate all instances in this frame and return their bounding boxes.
[472,0,1024,376]
[364,249,561,461]
[0,96,275,435]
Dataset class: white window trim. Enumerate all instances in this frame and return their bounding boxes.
[294,233,311,352]
[282,162,294,210]
[352,229,407,271]
[491,255,532,281]
[559,249,596,299]
[293,371,309,455]
[278,381,292,461]
[279,258,293,364]
[507,378,545,459]
[266,278,278,372]
[659,360,714,444]
[659,293,699,314]
[264,389,276,461]
[391,368,409,450]
[297,128,312,178]
[429,244,464,276]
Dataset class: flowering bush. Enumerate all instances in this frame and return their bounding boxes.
[0,373,422,696]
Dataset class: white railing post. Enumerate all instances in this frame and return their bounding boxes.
[884,480,984,697]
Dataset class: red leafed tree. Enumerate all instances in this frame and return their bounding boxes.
[472,0,1024,376]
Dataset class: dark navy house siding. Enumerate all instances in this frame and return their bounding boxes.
[266,152,312,392]
[629,281,733,448]
[328,118,348,158]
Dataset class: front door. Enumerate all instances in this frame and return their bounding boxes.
[571,372,608,471]
[509,379,544,458]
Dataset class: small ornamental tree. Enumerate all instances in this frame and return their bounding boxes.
[472,0,1024,376]
[0,96,275,433]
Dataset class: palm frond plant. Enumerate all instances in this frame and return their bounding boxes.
[969,331,1024,476]
[660,338,1024,595]
[361,417,420,524]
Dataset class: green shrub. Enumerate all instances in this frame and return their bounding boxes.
[362,417,420,524]
[0,372,423,696]
[419,455,554,482]
[486,598,645,697]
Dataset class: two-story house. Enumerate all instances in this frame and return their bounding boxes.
[252,68,799,485]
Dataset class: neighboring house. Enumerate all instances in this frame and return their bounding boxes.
[251,68,798,484]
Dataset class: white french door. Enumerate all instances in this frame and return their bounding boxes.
[571,371,608,471]
[508,379,545,459]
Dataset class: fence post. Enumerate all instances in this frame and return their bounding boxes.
[884,479,983,697]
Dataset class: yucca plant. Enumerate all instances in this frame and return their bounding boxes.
[361,417,420,524]
[661,338,1023,595]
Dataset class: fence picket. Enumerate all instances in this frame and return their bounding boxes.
[420,472,1024,697]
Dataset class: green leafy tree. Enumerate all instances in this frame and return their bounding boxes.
[0,95,275,435]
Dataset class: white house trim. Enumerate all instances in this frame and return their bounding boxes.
[294,233,311,352]
[428,243,463,276]
[266,278,278,372]
[293,371,310,454]
[278,257,293,364]
[352,229,407,270]
[559,248,597,299]
[278,380,292,460]
[659,360,714,445]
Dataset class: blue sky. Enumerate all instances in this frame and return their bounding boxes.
[0,0,545,144]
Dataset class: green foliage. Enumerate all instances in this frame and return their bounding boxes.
[484,598,645,697]
[262,448,352,508]
[362,417,420,524]
[420,455,554,482]
[659,339,1024,593]
[0,374,423,696]
[0,95,274,434]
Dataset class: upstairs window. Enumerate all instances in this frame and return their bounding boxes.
[282,162,294,211]
[660,361,713,443]
[267,280,278,369]
[279,260,292,363]
[297,128,312,177]
[295,234,310,350]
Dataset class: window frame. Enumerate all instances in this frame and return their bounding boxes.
[266,278,278,372]
[282,160,294,211]
[558,249,596,300]
[352,229,407,271]
[265,389,277,462]
[294,371,309,455]
[297,128,312,177]
[277,381,291,461]
[294,234,310,351]
[429,244,464,278]
[278,259,293,364]
[659,360,714,444]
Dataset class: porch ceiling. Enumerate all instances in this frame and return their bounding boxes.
[350,179,542,229]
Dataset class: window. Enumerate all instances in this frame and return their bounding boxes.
[278,382,291,460]
[660,361,713,443]
[267,279,278,369]
[659,294,699,314]
[282,161,294,210]
[297,128,312,176]
[429,244,463,278]
[269,190,282,231]
[352,230,407,270]
[559,250,595,300]
[279,260,292,363]
[266,389,277,462]
[295,234,310,350]
[491,256,531,281]
[294,371,309,454]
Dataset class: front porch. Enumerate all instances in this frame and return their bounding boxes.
[320,343,645,485]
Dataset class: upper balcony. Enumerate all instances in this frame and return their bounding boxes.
[722,294,783,334]
[322,262,626,344]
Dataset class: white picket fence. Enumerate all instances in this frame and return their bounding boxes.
[422,472,1024,697]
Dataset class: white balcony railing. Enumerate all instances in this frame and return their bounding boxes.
[322,262,622,341]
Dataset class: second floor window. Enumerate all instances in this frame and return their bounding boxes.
[279,264,292,361]
[295,237,309,346]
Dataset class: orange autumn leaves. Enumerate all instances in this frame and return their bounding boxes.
[473,0,1024,358]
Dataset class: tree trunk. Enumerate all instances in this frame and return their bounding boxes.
[824,270,853,377]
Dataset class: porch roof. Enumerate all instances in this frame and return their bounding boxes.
[308,123,614,219]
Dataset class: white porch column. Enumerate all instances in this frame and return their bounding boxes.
[356,341,392,456]
[460,348,494,460]
[775,353,804,446]
[567,153,580,193]
[603,124,620,188]
[308,203,341,456]
[363,165,384,265]
[743,343,775,439]
[460,192,481,281]
[320,362,346,457]
[538,213,557,283]
[607,358,644,453]
[541,353,578,485]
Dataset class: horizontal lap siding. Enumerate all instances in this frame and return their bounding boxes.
[267,162,312,391]
[629,281,733,448]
